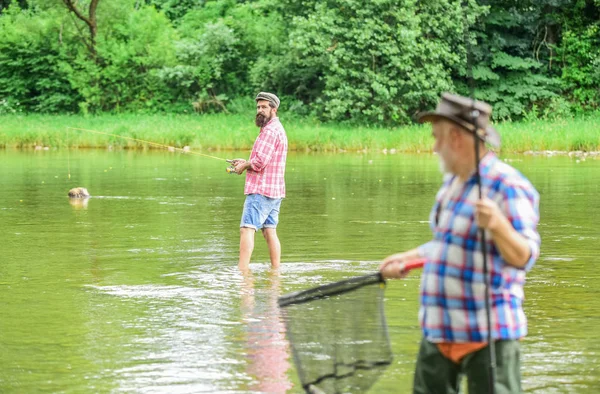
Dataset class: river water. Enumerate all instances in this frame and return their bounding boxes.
[0,150,598,393]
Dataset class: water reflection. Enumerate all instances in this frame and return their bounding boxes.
[240,270,293,393]
[69,197,90,209]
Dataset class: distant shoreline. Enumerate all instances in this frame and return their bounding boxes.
[1,113,598,153]
[6,146,599,158]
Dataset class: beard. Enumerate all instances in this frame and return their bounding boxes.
[438,155,450,174]
[437,149,455,175]
[255,112,271,127]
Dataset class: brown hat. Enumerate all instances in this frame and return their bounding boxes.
[255,92,280,109]
[417,93,501,148]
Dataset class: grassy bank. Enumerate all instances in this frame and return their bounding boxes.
[0,113,598,152]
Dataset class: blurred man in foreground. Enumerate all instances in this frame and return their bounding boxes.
[380,93,541,394]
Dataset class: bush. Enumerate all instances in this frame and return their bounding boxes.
[65,4,178,112]
[0,4,80,112]
[557,25,600,110]
[272,0,486,124]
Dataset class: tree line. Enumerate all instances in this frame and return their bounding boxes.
[0,0,598,124]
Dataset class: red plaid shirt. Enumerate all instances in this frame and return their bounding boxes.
[244,117,288,198]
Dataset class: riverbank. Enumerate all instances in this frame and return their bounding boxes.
[0,113,598,152]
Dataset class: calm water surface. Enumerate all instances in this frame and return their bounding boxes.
[1,150,599,393]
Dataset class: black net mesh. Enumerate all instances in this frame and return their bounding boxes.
[278,273,392,394]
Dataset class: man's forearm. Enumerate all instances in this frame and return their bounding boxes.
[490,216,532,268]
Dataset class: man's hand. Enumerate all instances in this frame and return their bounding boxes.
[379,252,411,279]
[475,197,532,268]
[475,198,506,231]
[234,160,250,175]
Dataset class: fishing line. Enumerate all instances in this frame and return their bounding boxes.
[67,127,71,180]
[65,126,239,180]
[66,126,228,161]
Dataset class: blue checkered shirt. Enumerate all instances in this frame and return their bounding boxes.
[418,152,540,342]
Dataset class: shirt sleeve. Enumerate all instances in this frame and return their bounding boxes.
[249,128,278,172]
[418,241,434,259]
[502,183,541,271]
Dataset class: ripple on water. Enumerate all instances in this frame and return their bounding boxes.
[541,256,575,262]
[86,282,249,392]
[523,348,600,393]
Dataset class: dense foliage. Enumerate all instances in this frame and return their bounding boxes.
[0,0,598,123]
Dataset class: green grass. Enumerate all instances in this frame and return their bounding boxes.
[0,113,598,152]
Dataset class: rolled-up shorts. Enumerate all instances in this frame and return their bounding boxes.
[240,193,282,231]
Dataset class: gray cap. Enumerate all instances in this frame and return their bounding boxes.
[417,92,501,148]
[255,92,280,109]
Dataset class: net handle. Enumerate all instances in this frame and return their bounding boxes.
[402,258,426,274]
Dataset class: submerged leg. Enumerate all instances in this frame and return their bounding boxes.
[239,227,255,271]
[262,228,281,269]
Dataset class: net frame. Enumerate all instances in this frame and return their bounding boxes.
[278,273,392,394]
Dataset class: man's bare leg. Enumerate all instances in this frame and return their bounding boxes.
[239,227,255,271]
[262,228,281,269]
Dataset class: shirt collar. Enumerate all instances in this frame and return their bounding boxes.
[466,151,497,184]
[261,117,279,130]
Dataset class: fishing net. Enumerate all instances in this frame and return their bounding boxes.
[278,273,392,394]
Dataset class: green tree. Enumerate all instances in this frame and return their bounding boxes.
[64,2,178,112]
[555,0,600,110]
[0,0,28,13]
[1,0,599,119]
[268,0,485,123]
[464,0,587,120]
[62,0,100,59]
[145,0,205,23]
[0,3,80,112]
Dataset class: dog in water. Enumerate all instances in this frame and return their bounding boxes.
[68,187,90,198]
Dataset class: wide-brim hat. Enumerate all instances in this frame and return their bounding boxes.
[417,93,501,148]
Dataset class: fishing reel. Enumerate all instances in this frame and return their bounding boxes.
[226,159,238,175]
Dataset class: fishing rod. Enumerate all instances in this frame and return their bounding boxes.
[470,101,497,394]
[66,126,239,175]
[463,4,497,393]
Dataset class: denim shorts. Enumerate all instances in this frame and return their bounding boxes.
[240,194,282,230]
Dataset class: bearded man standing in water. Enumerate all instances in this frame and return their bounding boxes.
[231,92,288,271]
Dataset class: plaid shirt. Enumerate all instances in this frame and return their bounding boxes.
[244,117,288,199]
[418,152,540,342]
